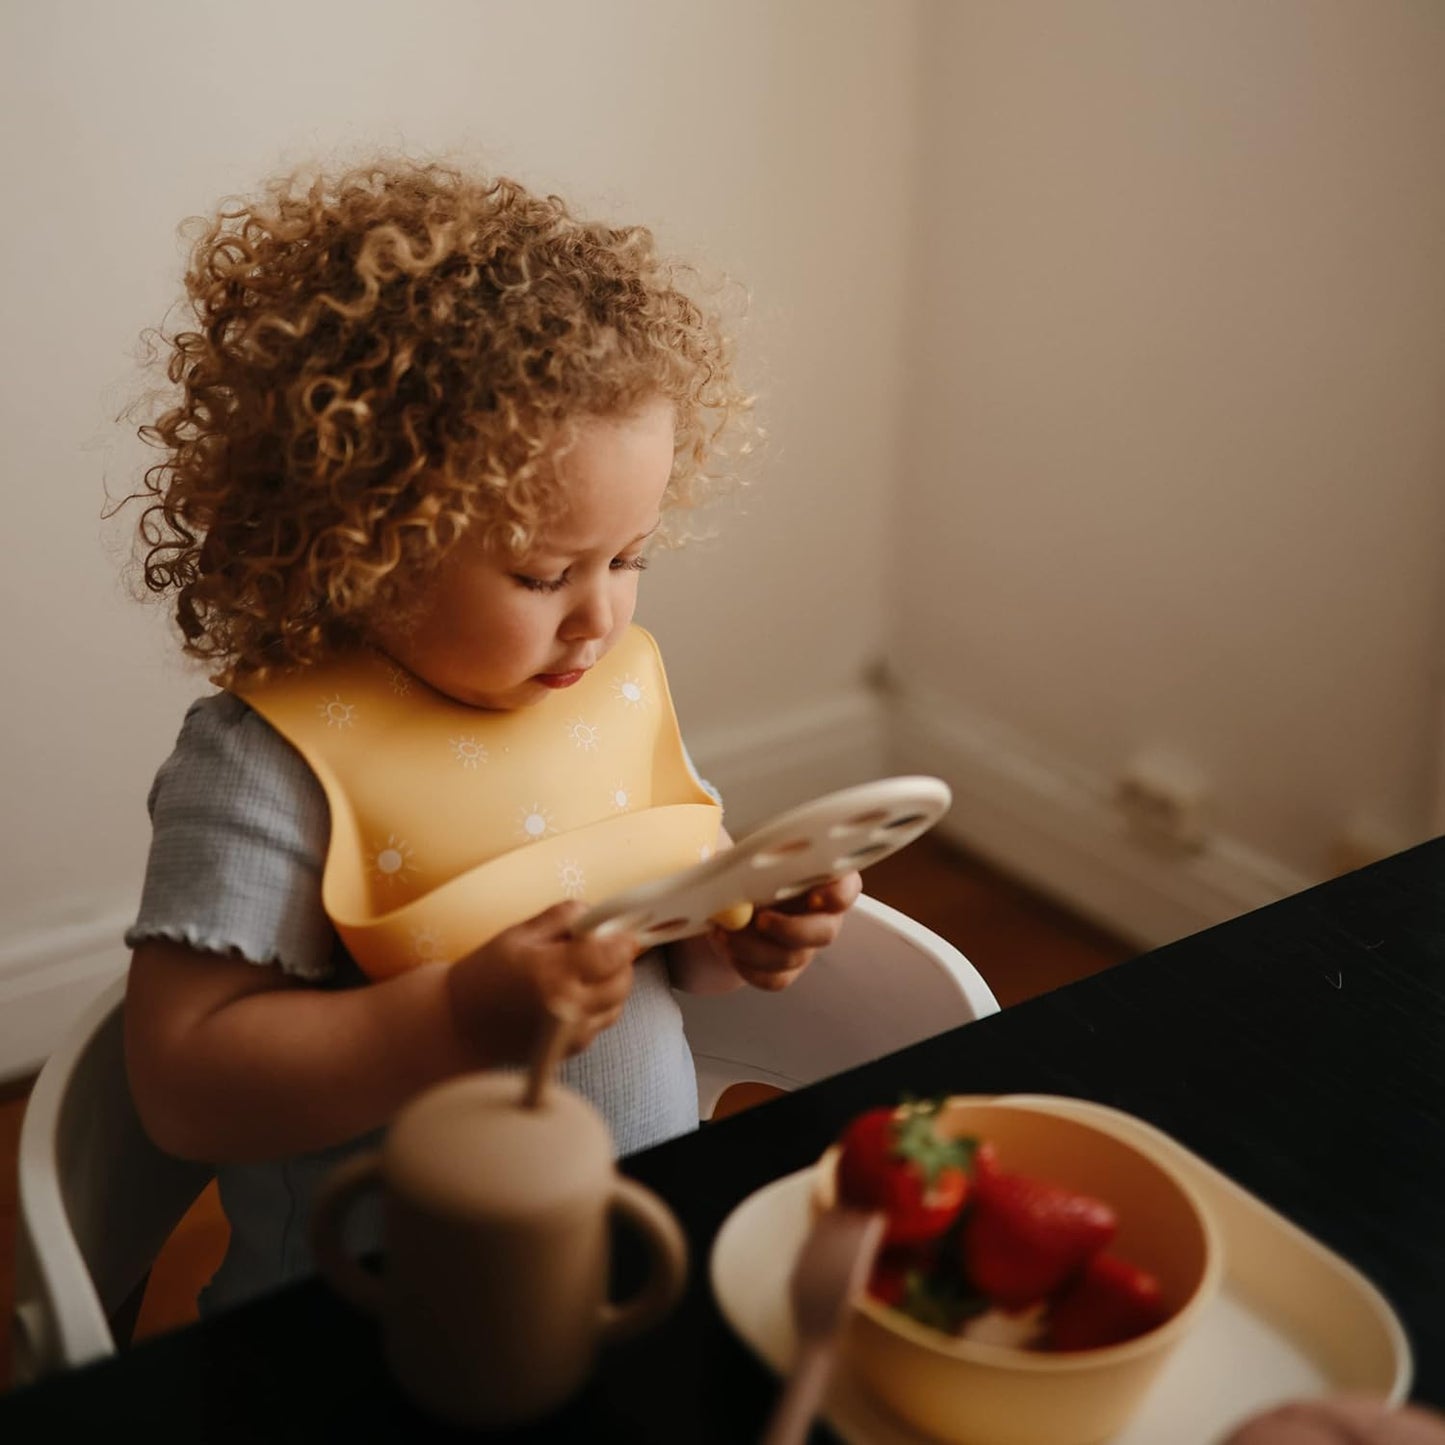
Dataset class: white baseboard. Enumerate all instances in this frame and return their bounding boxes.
[890,687,1314,950]
[0,915,129,1084]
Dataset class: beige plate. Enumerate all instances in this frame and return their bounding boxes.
[709,1095,1412,1445]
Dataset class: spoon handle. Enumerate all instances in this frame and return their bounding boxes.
[761,1207,886,1445]
[522,1004,578,1108]
[759,1338,837,1445]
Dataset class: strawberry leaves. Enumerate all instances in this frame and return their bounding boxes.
[890,1098,977,1188]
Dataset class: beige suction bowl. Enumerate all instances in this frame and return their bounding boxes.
[812,1096,1223,1445]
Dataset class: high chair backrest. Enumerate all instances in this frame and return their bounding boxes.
[12,976,214,1384]
[679,893,1001,1118]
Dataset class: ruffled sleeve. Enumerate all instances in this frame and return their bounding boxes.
[124,692,336,980]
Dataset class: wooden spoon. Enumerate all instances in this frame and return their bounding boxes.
[760,1205,887,1445]
[521,1002,581,1109]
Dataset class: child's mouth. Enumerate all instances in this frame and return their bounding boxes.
[534,669,587,689]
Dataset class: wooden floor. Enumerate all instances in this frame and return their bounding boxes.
[0,835,1131,1392]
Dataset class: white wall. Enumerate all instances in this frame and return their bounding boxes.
[890,0,1445,943]
[0,0,916,1071]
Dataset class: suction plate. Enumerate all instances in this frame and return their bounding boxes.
[573,775,951,946]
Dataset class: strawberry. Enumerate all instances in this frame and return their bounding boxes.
[1047,1252,1168,1351]
[972,1139,1001,1182]
[960,1162,1117,1310]
[836,1100,976,1246]
[866,1253,913,1308]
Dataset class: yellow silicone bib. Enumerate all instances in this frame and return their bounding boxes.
[232,627,721,979]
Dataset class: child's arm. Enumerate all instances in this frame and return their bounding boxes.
[125,901,638,1164]
[665,871,863,995]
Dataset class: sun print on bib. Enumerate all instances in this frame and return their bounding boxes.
[517,803,556,842]
[566,717,601,752]
[450,735,488,769]
[613,674,648,707]
[370,833,417,886]
[410,925,447,965]
[319,695,358,728]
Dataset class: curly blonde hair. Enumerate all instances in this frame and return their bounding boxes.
[126,160,753,682]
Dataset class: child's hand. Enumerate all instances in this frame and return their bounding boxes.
[446,901,642,1066]
[717,871,863,992]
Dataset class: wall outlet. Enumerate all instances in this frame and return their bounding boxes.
[1115,750,1209,855]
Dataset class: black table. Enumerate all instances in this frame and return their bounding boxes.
[7,839,1445,1441]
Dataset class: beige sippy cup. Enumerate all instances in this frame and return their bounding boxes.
[310,1069,689,1429]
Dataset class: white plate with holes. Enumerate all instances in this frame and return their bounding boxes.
[572,776,951,946]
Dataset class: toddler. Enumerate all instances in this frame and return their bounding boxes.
[120,160,860,1313]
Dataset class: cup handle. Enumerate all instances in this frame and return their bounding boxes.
[597,1177,688,1344]
[309,1150,384,1317]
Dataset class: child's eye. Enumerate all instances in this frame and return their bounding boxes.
[512,571,569,593]
[611,555,649,574]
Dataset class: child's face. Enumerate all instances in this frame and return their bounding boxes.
[372,398,675,710]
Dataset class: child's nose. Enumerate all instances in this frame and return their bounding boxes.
[559,581,612,642]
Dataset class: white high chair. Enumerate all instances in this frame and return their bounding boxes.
[679,893,1000,1118]
[11,975,214,1384]
[9,895,998,1383]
